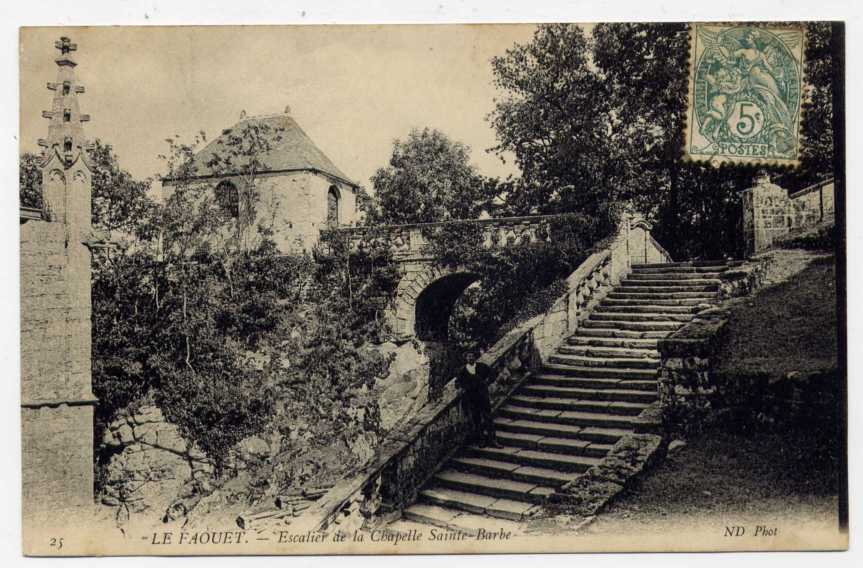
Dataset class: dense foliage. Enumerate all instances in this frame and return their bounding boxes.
[487,23,836,259]
[19,152,43,209]
[367,127,494,224]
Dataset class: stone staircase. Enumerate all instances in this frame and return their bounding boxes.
[398,260,732,531]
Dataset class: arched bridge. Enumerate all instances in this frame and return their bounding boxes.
[324,214,664,342]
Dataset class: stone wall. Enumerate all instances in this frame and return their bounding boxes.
[657,310,729,432]
[789,180,835,225]
[742,176,835,256]
[21,404,94,522]
[163,170,360,254]
[658,308,839,434]
[21,148,98,526]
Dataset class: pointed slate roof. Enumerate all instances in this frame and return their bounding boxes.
[184,112,356,186]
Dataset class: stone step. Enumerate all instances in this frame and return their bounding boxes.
[531,374,657,391]
[607,291,718,300]
[418,487,540,522]
[602,297,709,307]
[590,312,694,323]
[400,503,494,533]
[567,335,660,349]
[542,361,658,379]
[468,445,603,472]
[520,383,658,403]
[494,418,621,450]
[510,395,649,416]
[576,327,671,339]
[597,303,699,314]
[631,260,729,269]
[558,344,659,359]
[495,430,614,457]
[581,319,683,332]
[615,284,718,293]
[631,266,728,274]
[626,271,724,281]
[549,352,659,369]
[451,456,573,487]
[622,278,721,287]
[499,404,641,429]
[433,470,556,504]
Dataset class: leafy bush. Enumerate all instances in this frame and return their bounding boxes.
[89,130,402,483]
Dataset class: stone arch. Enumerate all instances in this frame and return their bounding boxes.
[49,169,65,184]
[630,218,653,232]
[390,263,479,341]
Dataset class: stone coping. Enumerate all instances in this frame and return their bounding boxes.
[565,250,610,289]
[658,313,728,358]
[788,177,834,200]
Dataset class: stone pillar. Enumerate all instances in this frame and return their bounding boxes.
[21,35,96,528]
[741,174,792,256]
[607,213,632,285]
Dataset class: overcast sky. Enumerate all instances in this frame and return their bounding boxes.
[20,25,538,188]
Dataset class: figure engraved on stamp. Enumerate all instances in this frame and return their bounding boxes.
[686,24,805,165]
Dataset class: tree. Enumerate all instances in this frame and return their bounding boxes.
[592,22,691,240]
[89,140,157,240]
[488,24,614,215]
[791,22,834,188]
[369,127,490,224]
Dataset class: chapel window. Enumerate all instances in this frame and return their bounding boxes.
[215,180,240,218]
[327,185,340,227]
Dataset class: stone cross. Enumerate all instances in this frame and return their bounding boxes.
[55,36,77,55]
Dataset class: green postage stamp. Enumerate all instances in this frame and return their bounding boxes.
[685,23,805,165]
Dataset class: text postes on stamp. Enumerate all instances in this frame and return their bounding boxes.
[685,23,805,166]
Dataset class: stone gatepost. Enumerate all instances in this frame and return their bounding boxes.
[21,36,97,527]
[741,173,792,256]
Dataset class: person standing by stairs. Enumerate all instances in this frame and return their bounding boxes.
[456,349,505,449]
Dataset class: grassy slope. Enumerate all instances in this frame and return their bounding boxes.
[585,427,840,535]
[717,255,838,376]
[586,251,841,535]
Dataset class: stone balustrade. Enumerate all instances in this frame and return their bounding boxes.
[322,214,566,261]
[299,215,672,530]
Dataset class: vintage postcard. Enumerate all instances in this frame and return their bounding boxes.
[18,22,846,555]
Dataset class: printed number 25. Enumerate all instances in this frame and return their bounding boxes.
[49,537,64,550]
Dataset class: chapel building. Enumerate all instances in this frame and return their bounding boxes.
[164,107,361,253]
